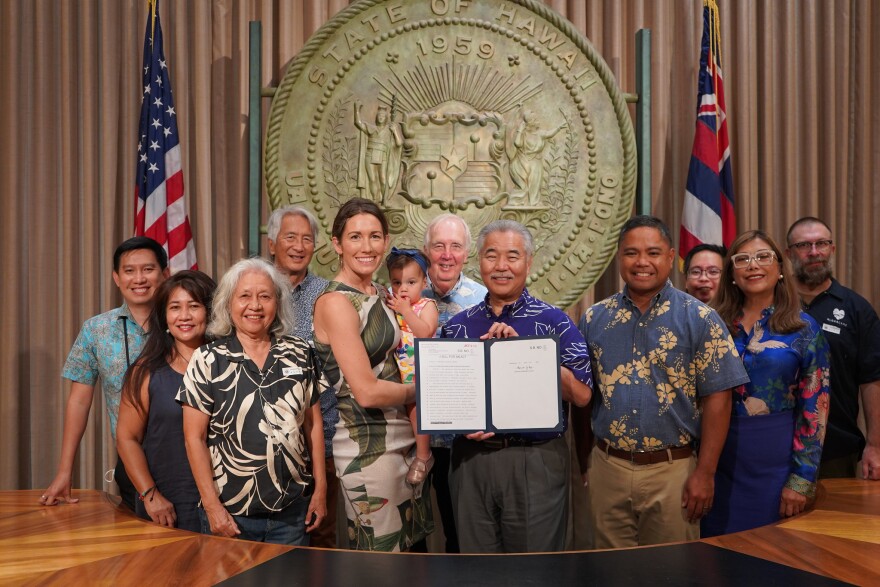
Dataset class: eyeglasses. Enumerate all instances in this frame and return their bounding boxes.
[686,267,722,279]
[788,239,833,253]
[731,249,777,269]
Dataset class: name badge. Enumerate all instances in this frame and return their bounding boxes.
[822,323,841,335]
[283,366,303,376]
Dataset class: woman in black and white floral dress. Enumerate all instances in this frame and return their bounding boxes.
[179,258,327,546]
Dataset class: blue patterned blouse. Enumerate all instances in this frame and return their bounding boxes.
[731,308,831,495]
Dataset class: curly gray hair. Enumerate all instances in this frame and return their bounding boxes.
[208,257,293,338]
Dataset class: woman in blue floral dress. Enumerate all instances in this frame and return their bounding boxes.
[703,230,830,536]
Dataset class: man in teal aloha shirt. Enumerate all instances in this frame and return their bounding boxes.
[41,237,168,509]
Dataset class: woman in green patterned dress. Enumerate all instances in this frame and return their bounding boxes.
[313,198,433,551]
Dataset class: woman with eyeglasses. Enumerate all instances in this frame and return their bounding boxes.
[701,230,830,537]
[684,244,727,303]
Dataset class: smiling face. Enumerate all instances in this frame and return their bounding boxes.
[618,226,674,301]
[268,213,315,281]
[112,249,167,310]
[685,250,724,303]
[165,286,208,347]
[390,261,427,303]
[332,213,389,282]
[479,230,532,307]
[731,238,781,302]
[230,270,277,340]
[425,217,468,296]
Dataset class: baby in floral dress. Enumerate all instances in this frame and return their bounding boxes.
[385,248,439,485]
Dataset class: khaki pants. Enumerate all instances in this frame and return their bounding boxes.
[589,445,699,548]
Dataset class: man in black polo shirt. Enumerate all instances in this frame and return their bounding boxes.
[786,217,880,479]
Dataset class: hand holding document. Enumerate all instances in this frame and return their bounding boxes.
[415,336,562,434]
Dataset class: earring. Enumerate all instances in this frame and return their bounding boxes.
[166,328,171,334]
[779,275,783,279]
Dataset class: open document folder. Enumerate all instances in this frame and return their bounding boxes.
[414,336,562,434]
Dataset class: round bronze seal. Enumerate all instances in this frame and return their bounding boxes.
[265,0,636,308]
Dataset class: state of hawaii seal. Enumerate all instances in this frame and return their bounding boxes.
[265,0,636,309]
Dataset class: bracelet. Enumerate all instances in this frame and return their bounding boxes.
[138,485,157,502]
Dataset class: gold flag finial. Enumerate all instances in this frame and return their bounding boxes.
[149,0,158,44]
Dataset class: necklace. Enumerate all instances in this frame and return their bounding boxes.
[171,346,196,371]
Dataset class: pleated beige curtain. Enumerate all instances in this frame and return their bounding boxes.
[2,0,878,498]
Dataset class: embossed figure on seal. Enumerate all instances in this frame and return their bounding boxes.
[508,107,567,207]
[354,101,403,205]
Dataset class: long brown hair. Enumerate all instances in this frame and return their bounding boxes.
[121,270,216,416]
[714,230,805,335]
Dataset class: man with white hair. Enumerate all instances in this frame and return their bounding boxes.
[267,205,336,546]
[420,213,487,553]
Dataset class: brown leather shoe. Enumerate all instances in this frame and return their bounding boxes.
[406,454,435,485]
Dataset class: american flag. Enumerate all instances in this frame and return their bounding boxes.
[135,0,197,272]
[679,0,735,265]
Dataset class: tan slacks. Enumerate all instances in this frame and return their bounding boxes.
[589,445,700,548]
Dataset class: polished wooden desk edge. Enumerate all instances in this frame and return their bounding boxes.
[2,479,877,585]
[0,489,292,586]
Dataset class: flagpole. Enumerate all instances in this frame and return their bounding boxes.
[135,0,198,271]
[679,0,737,264]
[149,0,157,44]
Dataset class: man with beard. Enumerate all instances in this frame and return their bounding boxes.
[786,217,880,480]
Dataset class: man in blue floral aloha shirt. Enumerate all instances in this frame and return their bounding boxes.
[579,216,748,548]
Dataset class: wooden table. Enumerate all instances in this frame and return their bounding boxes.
[2,480,878,586]
[0,490,289,586]
[703,478,880,585]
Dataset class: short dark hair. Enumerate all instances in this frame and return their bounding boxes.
[683,243,727,272]
[618,215,673,248]
[331,198,389,240]
[785,216,832,245]
[113,237,168,271]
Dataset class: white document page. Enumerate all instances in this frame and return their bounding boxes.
[489,338,560,430]
[416,339,486,432]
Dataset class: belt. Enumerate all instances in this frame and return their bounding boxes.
[596,438,693,465]
[463,436,552,450]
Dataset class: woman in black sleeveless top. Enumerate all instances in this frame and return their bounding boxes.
[117,271,215,531]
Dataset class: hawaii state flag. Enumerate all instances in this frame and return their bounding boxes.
[679,0,735,264]
[135,0,197,272]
